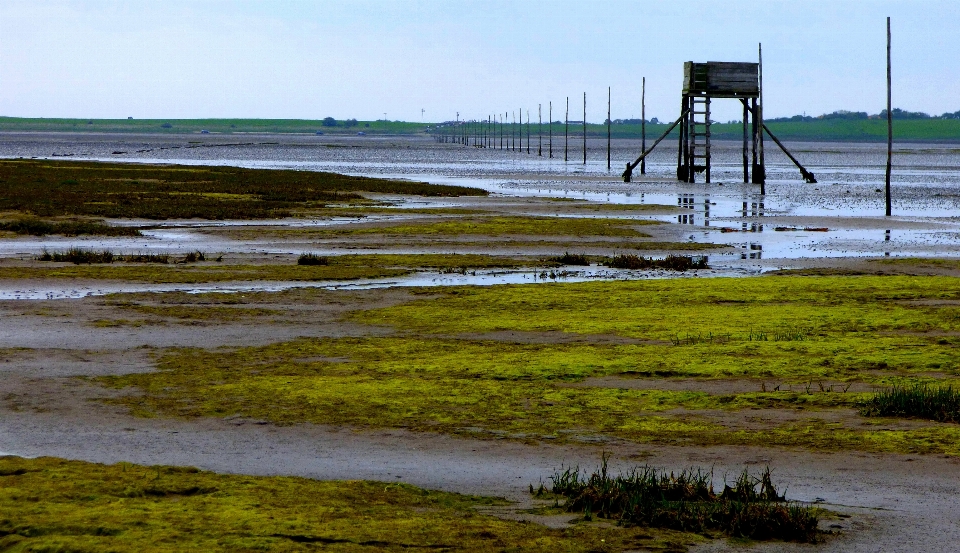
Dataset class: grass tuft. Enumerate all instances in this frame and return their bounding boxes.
[860,383,960,422]
[37,249,210,265]
[297,253,329,266]
[38,247,116,264]
[548,455,820,543]
[549,252,591,266]
[605,254,709,271]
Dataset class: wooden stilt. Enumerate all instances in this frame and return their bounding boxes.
[583,92,587,165]
[565,97,569,162]
[742,99,749,183]
[538,104,542,156]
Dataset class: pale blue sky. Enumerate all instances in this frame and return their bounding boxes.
[1,0,957,122]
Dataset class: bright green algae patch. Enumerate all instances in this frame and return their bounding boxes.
[100,275,960,455]
[0,457,680,553]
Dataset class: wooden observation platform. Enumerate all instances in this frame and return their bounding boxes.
[623,52,816,188]
[679,61,761,184]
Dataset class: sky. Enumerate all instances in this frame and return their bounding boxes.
[1,0,958,123]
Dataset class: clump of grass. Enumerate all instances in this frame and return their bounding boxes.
[37,247,116,264]
[36,249,209,265]
[860,383,960,422]
[546,455,820,543]
[297,253,329,266]
[0,217,140,237]
[181,251,205,263]
[605,254,708,271]
[549,252,591,266]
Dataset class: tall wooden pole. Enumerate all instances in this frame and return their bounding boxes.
[758,43,766,195]
[641,77,646,174]
[885,16,893,217]
[549,102,553,158]
[607,86,611,171]
[538,104,542,156]
[583,92,587,165]
[565,97,569,162]
[526,110,530,154]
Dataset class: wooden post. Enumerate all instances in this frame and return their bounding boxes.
[526,110,530,154]
[758,43,766,194]
[549,101,553,158]
[538,104,542,156]
[607,86,611,171]
[565,97,569,162]
[641,77,646,175]
[518,108,522,152]
[886,16,893,216]
[582,94,588,166]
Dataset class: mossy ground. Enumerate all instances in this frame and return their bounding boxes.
[0,254,528,284]
[99,274,960,456]
[0,159,484,220]
[0,456,689,552]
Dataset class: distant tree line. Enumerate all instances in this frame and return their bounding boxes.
[768,108,960,122]
[321,117,359,127]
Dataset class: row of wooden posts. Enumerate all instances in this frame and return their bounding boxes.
[433,82,648,174]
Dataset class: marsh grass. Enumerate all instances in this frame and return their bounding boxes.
[0,456,674,553]
[549,252,591,266]
[545,456,820,542]
[36,249,210,265]
[38,247,116,264]
[860,383,960,422]
[297,253,329,266]
[0,159,485,220]
[0,217,140,237]
[606,254,709,271]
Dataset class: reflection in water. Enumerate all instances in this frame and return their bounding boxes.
[740,243,763,260]
[885,229,891,257]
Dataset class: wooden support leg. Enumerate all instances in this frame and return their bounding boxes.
[742,99,749,183]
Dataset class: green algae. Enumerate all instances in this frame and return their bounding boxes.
[0,456,683,552]
[97,275,960,455]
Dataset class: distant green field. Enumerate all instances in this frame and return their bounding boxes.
[1,116,958,142]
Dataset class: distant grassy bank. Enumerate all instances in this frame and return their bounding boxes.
[1,116,958,142]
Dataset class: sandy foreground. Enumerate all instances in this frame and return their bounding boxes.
[3,134,960,550]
